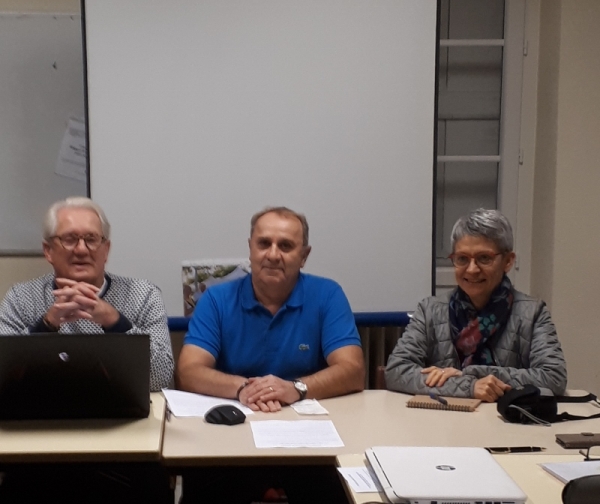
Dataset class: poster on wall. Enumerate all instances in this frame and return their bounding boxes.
[182,259,250,316]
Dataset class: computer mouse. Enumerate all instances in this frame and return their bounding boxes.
[204,404,246,426]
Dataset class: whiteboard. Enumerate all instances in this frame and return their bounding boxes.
[85,0,437,315]
[0,14,86,254]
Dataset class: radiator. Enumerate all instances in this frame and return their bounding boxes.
[358,326,404,390]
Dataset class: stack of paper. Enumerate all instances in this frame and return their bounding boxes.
[540,461,600,483]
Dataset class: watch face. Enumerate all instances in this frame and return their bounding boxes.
[295,380,307,392]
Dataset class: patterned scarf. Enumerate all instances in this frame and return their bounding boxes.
[449,274,514,368]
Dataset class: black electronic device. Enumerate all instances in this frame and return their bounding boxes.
[204,404,246,426]
[0,333,150,420]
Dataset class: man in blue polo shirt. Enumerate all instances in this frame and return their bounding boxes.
[177,206,365,412]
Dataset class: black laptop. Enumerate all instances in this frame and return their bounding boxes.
[0,333,150,420]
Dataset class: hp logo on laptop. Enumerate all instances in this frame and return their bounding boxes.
[58,352,70,362]
[435,465,456,471]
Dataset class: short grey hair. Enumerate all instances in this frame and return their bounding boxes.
[250,206,309,247]
[43,197,111,240]
[450,208,513,253]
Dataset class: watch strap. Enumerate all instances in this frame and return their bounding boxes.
[236,381,248,401]
[42,314,59,332]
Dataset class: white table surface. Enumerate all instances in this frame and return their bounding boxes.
[161,390,600,466]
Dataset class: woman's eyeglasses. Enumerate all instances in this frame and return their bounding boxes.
[448,252,503,268]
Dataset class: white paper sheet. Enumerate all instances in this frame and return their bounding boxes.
[290,399,329,415]
[540,461,600,483]
[162,389,254,417]
[55,117,87,182]
[337,467,380,493]
[250,420,344,448]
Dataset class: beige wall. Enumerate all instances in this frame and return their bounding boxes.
[530,0,559,307]
[0,258,52,299]
[531,0,600,391]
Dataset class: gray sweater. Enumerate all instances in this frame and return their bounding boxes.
[385,289,567,397]
[0,273,174,392]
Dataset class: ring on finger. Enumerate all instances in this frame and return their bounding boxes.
[269,386,274,392]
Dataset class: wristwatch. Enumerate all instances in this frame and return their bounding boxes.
[293,379,308,401]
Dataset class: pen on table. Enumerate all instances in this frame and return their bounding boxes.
[429,392,448,406]
[485,446,546,454]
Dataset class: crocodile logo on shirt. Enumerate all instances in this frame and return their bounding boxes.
[298,344,310,351]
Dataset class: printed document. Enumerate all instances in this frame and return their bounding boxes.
[337,467,381,493]
[55,117,87,182]
[250,420,344,448]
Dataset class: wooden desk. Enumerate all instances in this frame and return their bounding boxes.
[0,392,166,463]
[337,453,582,504]
[326,390,600,455]
[161,390,600,467]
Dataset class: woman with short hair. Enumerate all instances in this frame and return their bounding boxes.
[385,208,567,402]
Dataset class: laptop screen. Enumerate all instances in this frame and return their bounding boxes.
[0,333,150,420]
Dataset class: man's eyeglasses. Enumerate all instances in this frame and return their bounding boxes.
[448,252,503,268]
[49,233,106,251]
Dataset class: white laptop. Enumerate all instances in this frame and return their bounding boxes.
[365,446,527,504]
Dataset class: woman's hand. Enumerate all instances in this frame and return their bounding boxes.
[421,366,462,387]
[473,375,511,402]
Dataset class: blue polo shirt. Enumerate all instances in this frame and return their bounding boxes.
[184,273,361,380]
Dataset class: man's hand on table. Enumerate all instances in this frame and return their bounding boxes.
[239,375,301,412]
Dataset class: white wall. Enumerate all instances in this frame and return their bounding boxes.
[85,0,437,315]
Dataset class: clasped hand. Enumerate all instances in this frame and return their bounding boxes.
[45,278,118,328]
[238,375,300,413]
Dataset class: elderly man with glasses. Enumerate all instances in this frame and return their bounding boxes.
[0,196,173,392]
[385,208,567,402]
